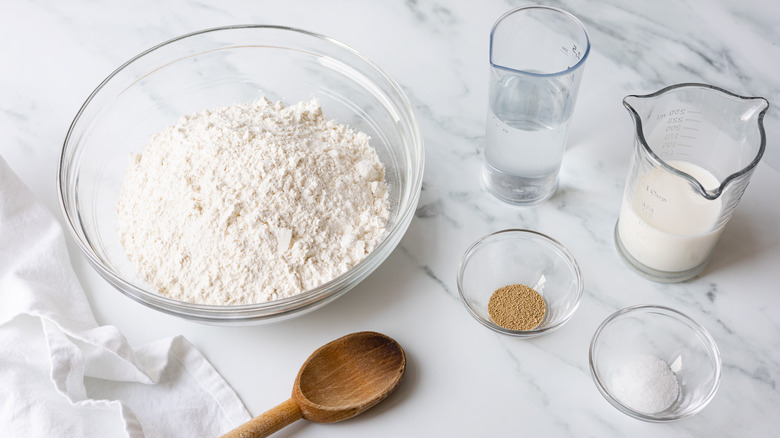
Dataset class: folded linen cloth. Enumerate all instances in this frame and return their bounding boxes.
[0,155,252,437]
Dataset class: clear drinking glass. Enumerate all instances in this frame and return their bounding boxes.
[483,6,590,205]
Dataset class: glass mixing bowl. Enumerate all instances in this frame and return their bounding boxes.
[58,25,424,325]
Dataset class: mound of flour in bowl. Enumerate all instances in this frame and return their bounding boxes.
[116,98,389,305]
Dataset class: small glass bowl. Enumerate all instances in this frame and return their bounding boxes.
[589,305,722,422]
[457,229,583,338]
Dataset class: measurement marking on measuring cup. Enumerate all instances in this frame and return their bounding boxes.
[685,118,703,123]
[679,134,696,139]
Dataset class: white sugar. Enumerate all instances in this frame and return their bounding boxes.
[611,354,679,413]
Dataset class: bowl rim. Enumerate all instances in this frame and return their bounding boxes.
[456,228,584,338]
[588,304,723,422]
[56,24,424,323]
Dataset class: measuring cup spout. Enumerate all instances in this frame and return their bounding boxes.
[622,83,768,200]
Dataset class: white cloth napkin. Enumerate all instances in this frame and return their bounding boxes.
[0,155,252,437]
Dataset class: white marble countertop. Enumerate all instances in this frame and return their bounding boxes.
[2,0,779,436]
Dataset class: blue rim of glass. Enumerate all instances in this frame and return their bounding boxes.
[489,5,591,77]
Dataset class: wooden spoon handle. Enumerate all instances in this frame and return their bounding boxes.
[221,398,303,438]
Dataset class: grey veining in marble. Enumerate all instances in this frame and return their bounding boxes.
[1,0,779,436]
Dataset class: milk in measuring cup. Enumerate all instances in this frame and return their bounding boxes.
[617,160,724,273]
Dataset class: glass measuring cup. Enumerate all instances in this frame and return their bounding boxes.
[482,6,590,205]
[615,83,769,282]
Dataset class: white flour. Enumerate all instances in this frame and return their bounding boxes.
[116,98,389,305]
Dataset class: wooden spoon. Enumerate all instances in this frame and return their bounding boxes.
[222,331,406,438]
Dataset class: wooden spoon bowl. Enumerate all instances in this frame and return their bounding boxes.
[222,331,406,437]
